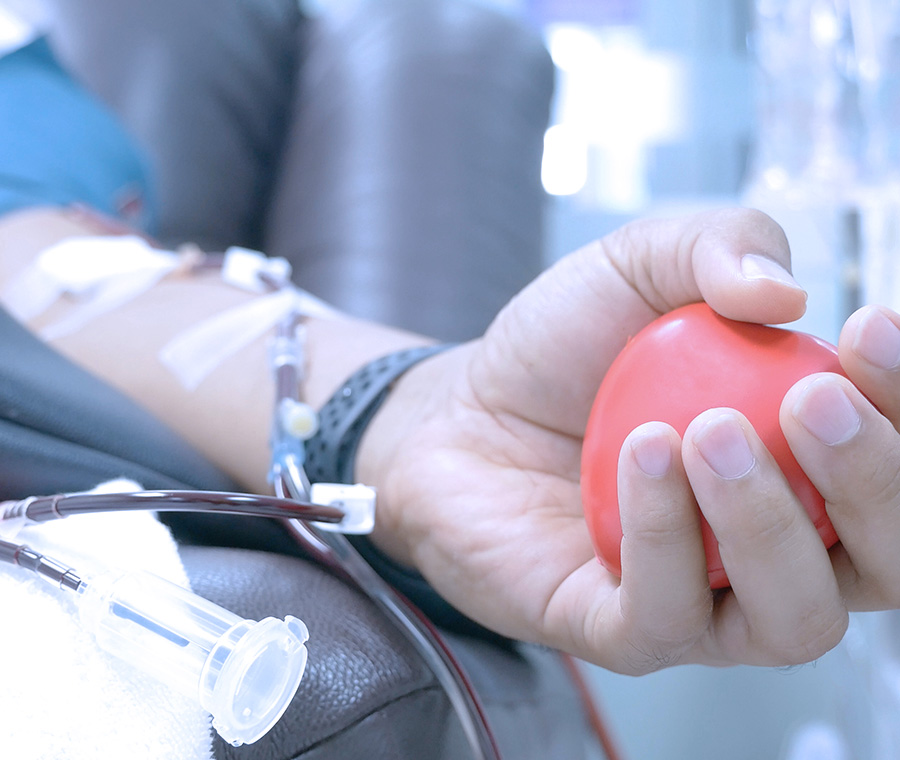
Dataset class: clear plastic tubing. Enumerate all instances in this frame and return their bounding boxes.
[76,569,309,746]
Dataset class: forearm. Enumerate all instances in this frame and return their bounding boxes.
[0,207,434,492]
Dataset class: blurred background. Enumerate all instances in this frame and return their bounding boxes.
[488,1,900,758]
[509,0,900,344]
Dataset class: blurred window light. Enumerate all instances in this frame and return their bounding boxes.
[547,24,686,146]
[542,22,686,209]
[810,3,842,48]
[542,124,588,195]
[546,24,605,72]
[591,143,649,210]
[761,165,791,192]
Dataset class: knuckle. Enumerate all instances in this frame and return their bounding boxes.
[700,208,789,263]
[619,597,712,675]
[842,565,900,612]
[738,206,781,232]
[718,497,802,554]
[705,206,781,236]
[759,606,848,666]
[751,507,802,548]
[865,450,900,507]
[620,636,687,675]
[733,207,785,239]
[819,416,900,509]
[624,506,700,549]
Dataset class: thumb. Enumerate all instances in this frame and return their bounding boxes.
[591,206,807,325]
[475,208,807,436]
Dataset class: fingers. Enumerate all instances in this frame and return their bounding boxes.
[615,422,712,672]
[612,413,847,673]
[782,360,900,611]
[838,305,900,423]
[681,410,847,665]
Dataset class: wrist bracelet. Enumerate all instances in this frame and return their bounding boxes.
[305,344,453,485]
[305,343,499,641]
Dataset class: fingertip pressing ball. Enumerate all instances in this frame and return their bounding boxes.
[580,302,844,589]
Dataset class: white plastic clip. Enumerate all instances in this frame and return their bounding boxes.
[220,248,292,293]
[309,483,376,535]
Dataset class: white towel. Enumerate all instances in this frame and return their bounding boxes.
[0,491,214,760]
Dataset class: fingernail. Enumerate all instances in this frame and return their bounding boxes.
[741,254,803,291]
[853,308,900,370]
[630,427,672,477]
[694,413,756,479]
[793,378,861,445]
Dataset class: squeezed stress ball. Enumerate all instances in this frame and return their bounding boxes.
[580,302,846,589]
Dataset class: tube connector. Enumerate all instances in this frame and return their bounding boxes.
[0,538,84,591]
[309,483,376,535]
[278,398,319,440]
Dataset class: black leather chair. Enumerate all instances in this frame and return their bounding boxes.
[46,0,553,343]
[29,1,595,757]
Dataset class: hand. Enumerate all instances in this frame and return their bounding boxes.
[359,208,898,674]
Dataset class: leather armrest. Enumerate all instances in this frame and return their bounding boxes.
[179,545,590,760]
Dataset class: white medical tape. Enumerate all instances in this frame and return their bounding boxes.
[2,234,341,391]
[221,247,292,293]
[159,287,339,391]
[41,266,175,341]
[1,235,179,333]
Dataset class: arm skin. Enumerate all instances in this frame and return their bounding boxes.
[4,205,900,675]
[0,207,435,490]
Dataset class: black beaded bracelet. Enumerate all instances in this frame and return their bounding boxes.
[304,344,453,485]
[305,342,503,639]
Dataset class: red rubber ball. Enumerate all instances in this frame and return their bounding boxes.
[581,302,844,589]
